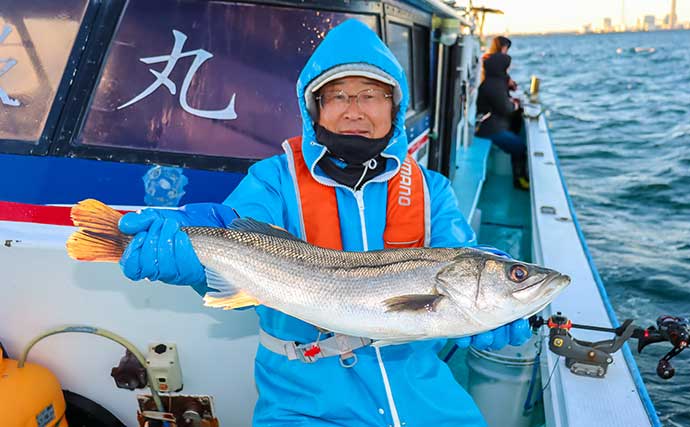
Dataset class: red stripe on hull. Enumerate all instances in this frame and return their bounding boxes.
[0,201,129,226]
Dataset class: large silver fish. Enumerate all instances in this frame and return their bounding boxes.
[67,199,570,344]
[185,221,570,344]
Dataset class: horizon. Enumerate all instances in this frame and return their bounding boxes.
[481,0,690,34]
[489,27,690,37]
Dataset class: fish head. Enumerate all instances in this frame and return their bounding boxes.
[438,250,571,326]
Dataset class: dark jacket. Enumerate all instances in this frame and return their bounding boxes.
[476,53,515,137]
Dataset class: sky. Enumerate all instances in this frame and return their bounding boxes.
[479,0,690,34]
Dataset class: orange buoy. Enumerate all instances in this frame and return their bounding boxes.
[0,350,68,427]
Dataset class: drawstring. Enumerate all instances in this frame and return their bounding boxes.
[354,158,377,191]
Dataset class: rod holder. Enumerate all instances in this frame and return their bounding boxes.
[529,75,541,102]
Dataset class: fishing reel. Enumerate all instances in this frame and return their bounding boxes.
[637,315,689,379]
[530,313,689,379]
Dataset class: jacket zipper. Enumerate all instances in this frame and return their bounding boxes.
[353,190,368,251]
[352,188,401,427]
[301,145,403,426]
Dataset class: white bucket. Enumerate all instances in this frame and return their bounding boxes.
[465,337,544,427]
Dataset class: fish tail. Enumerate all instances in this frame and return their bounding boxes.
[66,199,131,262]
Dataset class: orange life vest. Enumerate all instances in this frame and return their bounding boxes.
[283,136,430,250]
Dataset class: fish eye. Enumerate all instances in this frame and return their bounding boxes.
[509,264,529,282]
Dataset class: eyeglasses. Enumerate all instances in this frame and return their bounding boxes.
[316,88,393,114]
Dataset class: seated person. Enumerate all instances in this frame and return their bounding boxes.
[482,35,517,91]
[476,52,529,190]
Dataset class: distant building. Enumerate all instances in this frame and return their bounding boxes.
[603,17,613,32]
[582,23,593,34]
[643,15,656,31]
[670,0,678,29]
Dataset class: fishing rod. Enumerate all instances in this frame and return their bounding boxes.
[529,313,689,379]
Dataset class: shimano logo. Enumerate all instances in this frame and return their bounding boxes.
[398,161,412,206]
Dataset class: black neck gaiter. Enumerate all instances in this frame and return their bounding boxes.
[315,125,393,190]
[315,125,392,165]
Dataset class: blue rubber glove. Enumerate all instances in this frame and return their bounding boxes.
[474,244,512,259]
[463,319,533,350]
[118,203,237,295]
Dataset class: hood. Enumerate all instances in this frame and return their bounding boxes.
[484,53,511,79]
[295,19,410,182]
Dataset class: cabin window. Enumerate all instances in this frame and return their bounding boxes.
[412,24,430,112]
[0,0,90,147]
[73,0,378,161]
[386,22,413,111]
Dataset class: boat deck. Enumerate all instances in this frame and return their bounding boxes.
[446,109,658,427]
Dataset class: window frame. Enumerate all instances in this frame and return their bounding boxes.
[49,0,384,173]
[0,0,101,156]
[1,1,440,173]
[382,1,432,124]
[411,23,431,112]
[385,20,415,114]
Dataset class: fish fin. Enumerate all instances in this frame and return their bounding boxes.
[227,218,304,242]
[66,199,130,262]
[201,267,260,310]
[383,294,445,313]
[203,266,237,294]
[203,291,260,310]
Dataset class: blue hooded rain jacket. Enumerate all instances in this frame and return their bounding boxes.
[222,19,487,427]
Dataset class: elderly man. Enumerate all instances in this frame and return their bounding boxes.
[118,19,530,426]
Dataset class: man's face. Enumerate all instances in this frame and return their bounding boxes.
[317,76,394,139]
